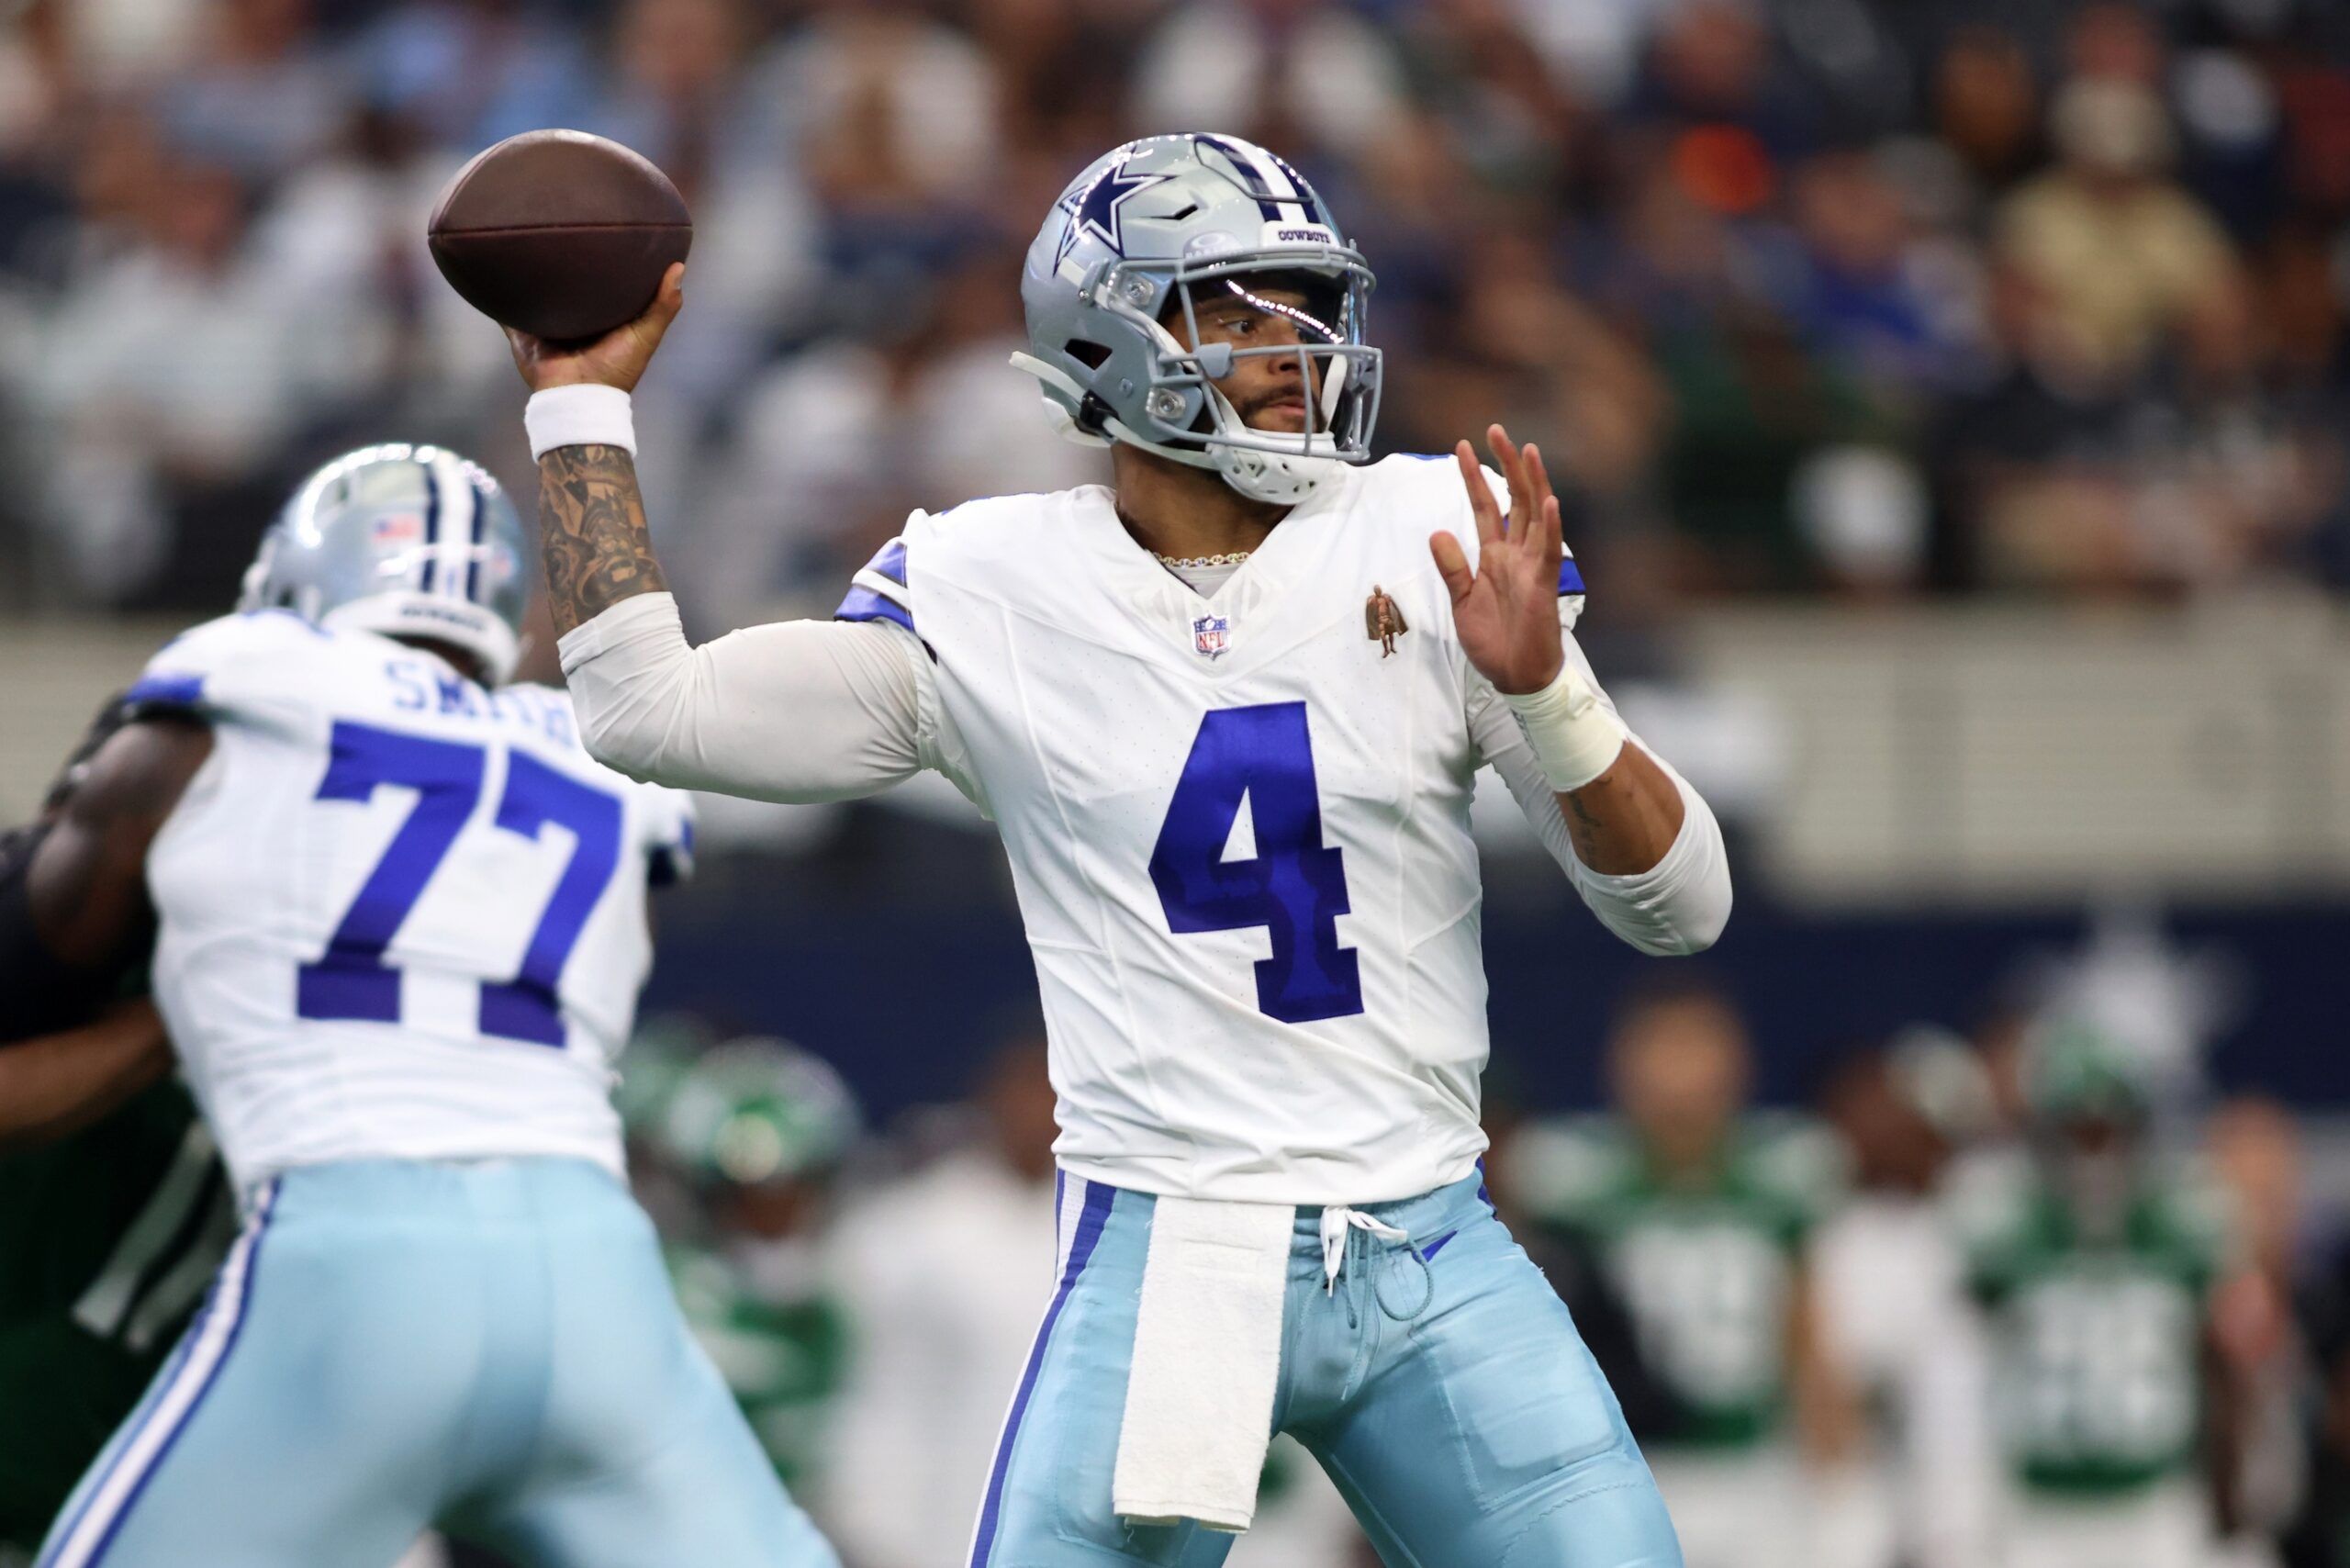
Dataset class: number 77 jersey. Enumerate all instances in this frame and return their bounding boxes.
[841,454,1596,1206]
[130,610,694,1196]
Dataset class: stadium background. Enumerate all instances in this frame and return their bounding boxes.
[6,0,2350,1563]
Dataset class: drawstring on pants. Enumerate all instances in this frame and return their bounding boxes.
[1318,1206,1435,1330]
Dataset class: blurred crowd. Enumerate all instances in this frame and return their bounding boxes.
[617,974,2350,1568]
[6,0,2350,633]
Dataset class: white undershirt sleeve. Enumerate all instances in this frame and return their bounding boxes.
[1470,637,1733,956]
[555,591,929,802]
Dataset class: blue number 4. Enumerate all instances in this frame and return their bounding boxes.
[1149,703,1363,1024]
[297,721,622,1046]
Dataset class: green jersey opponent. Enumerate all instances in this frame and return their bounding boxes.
[1953,1022,2245,1568]
[1508,982,1852,1568]
[0,701,235,1556]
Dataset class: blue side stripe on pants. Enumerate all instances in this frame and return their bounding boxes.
[40,1180,278,1568]
[968,1179,1114,1567]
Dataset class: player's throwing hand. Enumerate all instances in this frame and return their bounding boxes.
[505,261,688,395]
[1431,423,1568,696]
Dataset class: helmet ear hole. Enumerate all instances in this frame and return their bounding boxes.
[1064,338,1110,369]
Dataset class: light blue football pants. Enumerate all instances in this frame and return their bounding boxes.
[35,1158,838,1568]
[969,1170,1684,1568]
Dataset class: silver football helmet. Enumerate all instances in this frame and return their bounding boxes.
[1013,133,1381,505]
[239,443,528,684]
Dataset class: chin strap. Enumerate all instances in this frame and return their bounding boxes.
[1009,353,1113,450]
[1008,350,1342,503]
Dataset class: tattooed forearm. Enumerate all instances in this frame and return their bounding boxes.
[1565,790,1606,866]
[536,443,667,637]
[1558,742,1685,875]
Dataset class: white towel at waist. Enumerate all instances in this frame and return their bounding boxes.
[1112,1194,1292,1533]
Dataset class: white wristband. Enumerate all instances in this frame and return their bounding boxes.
[525,384,636,460]
[1503,657,1628,792]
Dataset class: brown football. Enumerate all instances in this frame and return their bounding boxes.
[428,129,692,343]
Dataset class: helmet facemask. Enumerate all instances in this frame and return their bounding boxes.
[1094,253,1381,505]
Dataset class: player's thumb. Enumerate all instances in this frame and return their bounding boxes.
[1429,531,1474,602]
[637,263,686,341]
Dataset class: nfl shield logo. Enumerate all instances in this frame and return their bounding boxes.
[1192,613,1230,660]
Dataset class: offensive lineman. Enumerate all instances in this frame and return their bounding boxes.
[507,135,1729,1565]
[17,447,838,1568]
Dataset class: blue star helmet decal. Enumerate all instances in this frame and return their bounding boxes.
[1056,158,1175,265]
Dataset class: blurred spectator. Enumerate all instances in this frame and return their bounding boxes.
[352,0,593,154]
[1995,76,2237,388]
[759,1,1002,227]
[684,244,1103,626]
[1628,0,1817,161]
[1130,0,1411,165]
[6,0,2350,613]
[1784,148,1979,401]
[31,125,341,605]
[154,0,344,183]
[2206,1098,2320,1556]
[1505,980,1854,1568]
[816,1032,1061,1568]
[1934,27,2042,189]
[1810,1031,2000,1568]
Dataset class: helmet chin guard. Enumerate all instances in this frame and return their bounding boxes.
[1015,134,1382,506]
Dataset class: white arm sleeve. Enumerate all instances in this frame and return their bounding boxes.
[1470,636,1732,956]
[555,591,929,803]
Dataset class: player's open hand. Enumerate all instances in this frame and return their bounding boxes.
[506,262,686,396]
[1431,425,1567,696]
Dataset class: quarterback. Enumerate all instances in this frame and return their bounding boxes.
[514,135,1729,1565]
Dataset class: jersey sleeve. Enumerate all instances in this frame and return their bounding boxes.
[127,610,331,733]
[556,593,933,805]
[1467,637,1731,956]
[831,514,990,814]
[834,532,929,656]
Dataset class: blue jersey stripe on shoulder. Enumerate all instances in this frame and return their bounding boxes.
[1559,558,1585,596]
[124,673,206,711]
[835,583,914,635]
[835,587,936,663]
[866,538,909,588]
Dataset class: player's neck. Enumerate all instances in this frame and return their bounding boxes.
[1110,445,1288,561]
[392,634,489,688]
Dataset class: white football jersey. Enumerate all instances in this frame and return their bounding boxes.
[132,610,693,1195]
[837,454,1602,1204]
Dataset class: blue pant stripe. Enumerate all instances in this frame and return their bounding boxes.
[41,1180,278,1568]
[968,1179,1113,1567]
